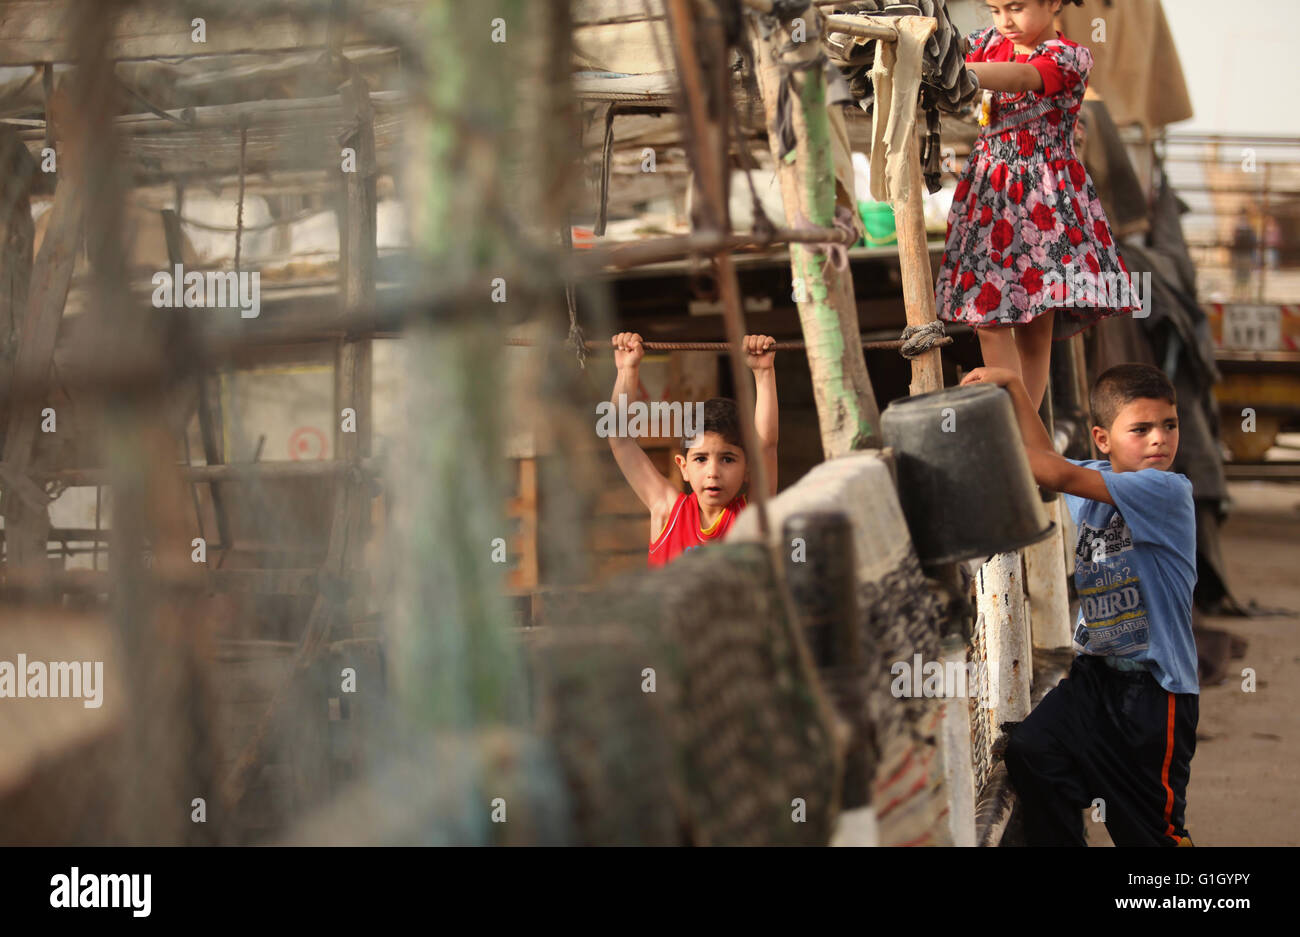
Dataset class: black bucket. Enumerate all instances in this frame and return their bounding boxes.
[881,383,1054,565]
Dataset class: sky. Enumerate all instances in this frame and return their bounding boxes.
[1140,0,1297,135]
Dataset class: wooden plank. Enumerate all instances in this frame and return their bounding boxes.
[0,566,321,596]
[336,74,376,460]
[210,568,321,596]
[592,551,645,580]
[589,515,650,553]
[667,349,719,406]
[0,128,35,452]
[15,91,406,137]
[895,123,945,395]
[593,484,647,516]
[24,107,404,185]
[0,87,83,570]
[505,458,538,592]
[0,0,422,65]
[573,0,664,26]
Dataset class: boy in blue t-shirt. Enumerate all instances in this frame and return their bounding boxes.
[960,363,1198,846]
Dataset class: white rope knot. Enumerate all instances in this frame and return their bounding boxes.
[899,319,945,358]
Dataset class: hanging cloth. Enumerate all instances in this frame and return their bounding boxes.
[868,15,934,203]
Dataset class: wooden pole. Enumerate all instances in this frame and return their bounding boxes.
[0,129,35,433]
[748,9,882,457]
[74,0,215,845]
[0,94,81,573]
[894,120,945,396]
[664,0,773,535]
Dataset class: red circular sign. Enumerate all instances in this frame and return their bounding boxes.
[288,426,328,461]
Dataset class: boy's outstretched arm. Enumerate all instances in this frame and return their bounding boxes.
[607,333,680,514]
[961,367,1114,506]
[746,334,779,496]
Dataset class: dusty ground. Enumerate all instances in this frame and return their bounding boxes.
[1087,476,1300,846]
[1185,479,1300,846]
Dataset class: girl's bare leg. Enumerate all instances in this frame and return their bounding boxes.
[977,324,1022,377]
[1014,312,1055,409]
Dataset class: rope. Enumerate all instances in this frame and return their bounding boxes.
[898,319,946,358]
[821,203,860,271]
[559,224,588,369]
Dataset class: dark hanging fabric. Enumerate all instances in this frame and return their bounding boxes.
[1079,99,1150,239]
[773,40,824,160]
[825,1,980,114]
[825,1,978,193]
[1115,164,1238,614]
[770,0,812,19]
[919,101,943,193]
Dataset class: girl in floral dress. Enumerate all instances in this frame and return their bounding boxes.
[936,0,1138,409]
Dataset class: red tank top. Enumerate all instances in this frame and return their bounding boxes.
[647,491,747,567]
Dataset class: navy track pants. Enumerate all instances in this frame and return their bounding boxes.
[1005,654,1198,846]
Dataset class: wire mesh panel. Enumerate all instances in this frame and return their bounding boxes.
[968,610,994,797]
[862,553,956,847]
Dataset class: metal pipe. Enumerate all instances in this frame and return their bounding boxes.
[32,457,382,486]
[504,335,952,352]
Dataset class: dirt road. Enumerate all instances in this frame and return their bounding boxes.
[1185,480,1300,845]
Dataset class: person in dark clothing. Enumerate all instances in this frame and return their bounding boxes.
[1230,208,1257,299]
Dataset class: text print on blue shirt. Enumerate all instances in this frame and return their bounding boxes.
[1073,512,1149,656]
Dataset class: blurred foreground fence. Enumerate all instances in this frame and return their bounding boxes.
[0,0,1069,846]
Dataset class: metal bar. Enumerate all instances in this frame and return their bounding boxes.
[33,458,382,486]
[505,336,952,352]
[0,566,322,596]
[13,90,407,140]
[581,224,859,270]
[0,289,472,397]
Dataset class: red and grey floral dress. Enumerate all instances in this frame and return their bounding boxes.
[936,27,1139,338]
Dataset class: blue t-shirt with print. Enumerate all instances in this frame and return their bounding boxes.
[1061,459,1199,695]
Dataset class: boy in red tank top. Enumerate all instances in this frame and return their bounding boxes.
[606,332,779,567]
